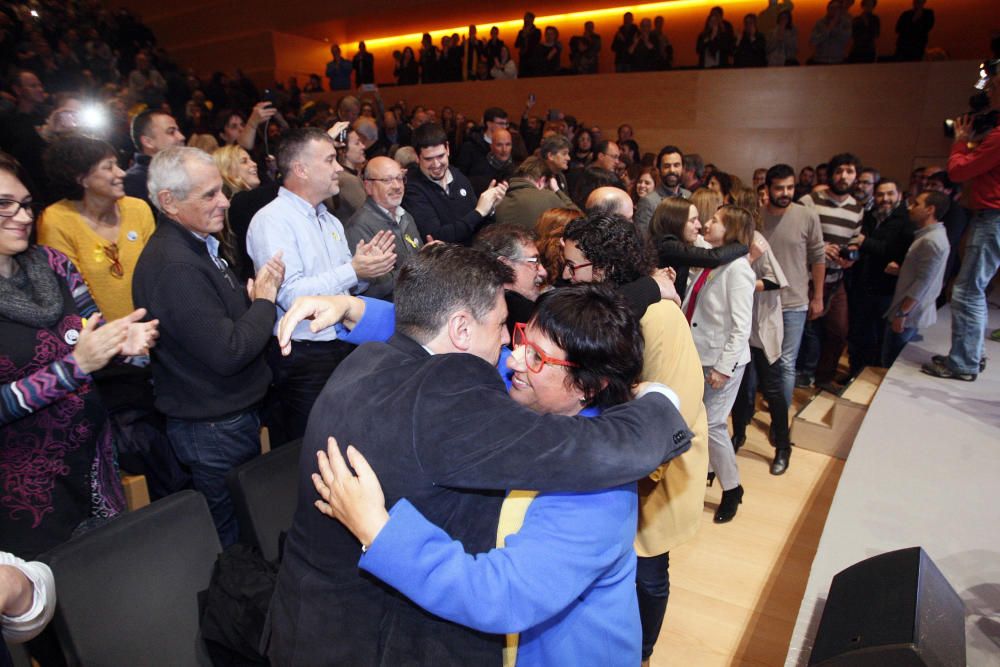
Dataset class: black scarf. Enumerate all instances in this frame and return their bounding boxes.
[0,246,65,328]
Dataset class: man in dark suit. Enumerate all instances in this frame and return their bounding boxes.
[266,244,692,666]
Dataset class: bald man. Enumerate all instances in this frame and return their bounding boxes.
[468,127,515,195]
[586,186,634,220]
[346,156,423,299]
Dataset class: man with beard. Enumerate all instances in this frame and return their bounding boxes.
[760,164,826,407]
[635,145,691,234]
[797,153,865,392]
[471,223,548,334]
[847,178,914,376]
[853,166,880,212]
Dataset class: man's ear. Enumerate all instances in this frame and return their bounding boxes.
[157,190,179,217]
[446,309,473,352]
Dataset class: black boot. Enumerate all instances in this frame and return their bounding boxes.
[770,448,791,476]
[714,485,744,523]
[731,433,746,453]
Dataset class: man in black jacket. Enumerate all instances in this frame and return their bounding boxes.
[132,146,284,546]
[847,178,914,377]
[266,243,691,666]
[402,123,507,244]
[456,107,509,194]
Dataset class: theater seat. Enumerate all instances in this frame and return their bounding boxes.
[40,490,220,666]
[227,439,303,563]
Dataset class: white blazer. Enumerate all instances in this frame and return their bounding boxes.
[681,257,755,375]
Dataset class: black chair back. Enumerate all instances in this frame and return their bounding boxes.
[40,490,220,666]
[227,439,303,562]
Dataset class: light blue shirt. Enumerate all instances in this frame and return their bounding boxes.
[247,186,364,340]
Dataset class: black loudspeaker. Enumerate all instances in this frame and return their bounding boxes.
[809,546,965,667]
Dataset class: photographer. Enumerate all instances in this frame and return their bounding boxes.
[923,60,1000,382]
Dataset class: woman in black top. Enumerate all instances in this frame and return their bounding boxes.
[734,14,767,67]
[395,47,419,85]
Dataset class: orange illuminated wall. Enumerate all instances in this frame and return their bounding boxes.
[112,0,997,86]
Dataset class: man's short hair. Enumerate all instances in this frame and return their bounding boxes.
[570,166,625,209]
[683,153,705,178]
[876,178,901,192]
[514,156,555,181]
[394,244,513,343]
[539,134,571,159]
[921,190,951,220]
[131,108,170,151]
[656,145,684,169]
[860,166,881,183]
[353,117,379,145]
[472,223,537,260]
[412,123,449,153]
[765,163,796,187]
[594,140,615,159]
[926,170,958,193]
[147,146,217,213]
[827,152,862,178]
[482,107,508,125]
[337,95,361,116]
[276,127,333,182]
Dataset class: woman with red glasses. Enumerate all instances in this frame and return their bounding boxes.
[292,284,676,666]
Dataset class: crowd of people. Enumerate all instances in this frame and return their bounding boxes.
[2,0,999,666]
[313,0,941,89]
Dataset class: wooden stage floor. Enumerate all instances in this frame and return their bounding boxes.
[650,386,844,667]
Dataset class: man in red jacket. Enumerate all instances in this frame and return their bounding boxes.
[923,60,1000,381]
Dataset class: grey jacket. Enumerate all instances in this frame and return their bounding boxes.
[634,184,692,236]
[346,198,423,299]
[886,223,949,330]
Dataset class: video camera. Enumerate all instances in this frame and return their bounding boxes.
[943,59,999,139]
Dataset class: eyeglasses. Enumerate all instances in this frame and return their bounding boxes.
[101,243,124,278]
[0,199,39,220]
[513,322,578,374]
[563,260,593,277]
[508,255,540,266]
[365,174,407,185]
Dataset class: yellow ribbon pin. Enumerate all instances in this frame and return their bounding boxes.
[404,234,418,248]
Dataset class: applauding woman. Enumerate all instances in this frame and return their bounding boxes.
[0,153,158,559]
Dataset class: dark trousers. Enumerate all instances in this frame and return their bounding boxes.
[265,338,355,447]
[166,410,261,547]
[732,347,791,448]
[847,289,893,376]
[636,552,670,661]
[881,321,918,367]
[798,281,849,383]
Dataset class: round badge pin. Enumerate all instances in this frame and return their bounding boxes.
[127,230,139,241]
[460,188,467,197]
[64,329,80,345]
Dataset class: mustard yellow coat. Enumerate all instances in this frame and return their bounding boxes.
[635,300,710,557]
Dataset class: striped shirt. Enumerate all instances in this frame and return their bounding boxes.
[799,189,864,283]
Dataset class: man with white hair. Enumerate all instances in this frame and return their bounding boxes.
[133,146,285,546]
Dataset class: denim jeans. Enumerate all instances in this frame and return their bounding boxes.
[167,410,261,547]
[881,321,918,368]
[780,310,808,404]
[636,552,670,661]
[947,209,1000,374]
[704,364,746,491]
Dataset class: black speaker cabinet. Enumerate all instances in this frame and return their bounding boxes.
[809,546,965,667]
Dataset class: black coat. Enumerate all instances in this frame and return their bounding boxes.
[268,332,692,666]
[402,163,484,244]
[854,205,914,296]
[655,236,749,298]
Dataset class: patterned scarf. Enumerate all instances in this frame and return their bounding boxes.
[0,246,64,328]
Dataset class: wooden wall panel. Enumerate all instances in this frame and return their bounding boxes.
[310,60,976,184]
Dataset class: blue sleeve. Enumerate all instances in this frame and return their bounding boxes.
[336,297,396,345]
[359,489,635,634]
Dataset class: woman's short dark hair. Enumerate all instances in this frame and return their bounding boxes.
[531,283,643,409]
[44,136,117,201]
[563,212,653,287]
[709,170,733,197]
